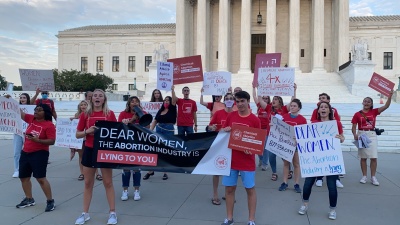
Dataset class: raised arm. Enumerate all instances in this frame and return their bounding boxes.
[286,83,297,111]
[252,82,260,105]
[171,85,178,105]
[30,88,41,105]
[200,87,208,107]
[378,90,393,114]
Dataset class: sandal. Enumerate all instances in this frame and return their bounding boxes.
[96,174,103,181]
[288,171,293,179]
[78,174,84,181]
[211,198,221,205]
[143,171,155,180]
[271,173,278,181]
[162,173,168,180]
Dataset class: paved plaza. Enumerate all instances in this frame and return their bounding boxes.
[0,139,399,225]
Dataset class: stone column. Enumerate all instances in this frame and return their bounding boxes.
[336,0,349,71]
[197,0,208,71]
[289,0,301,72]
[311,0,326,72]
[218,0,230,71]
[238,0,251,74]
[266,0,277,53]
[176,0,187,58]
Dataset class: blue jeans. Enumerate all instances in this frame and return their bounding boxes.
[302,175,338,208]
[156,123,175,136]
[269,151,277,173]
[177,126,194,135]
[122,170,141,188]
[13,134,23,173]
[258,149,269,167]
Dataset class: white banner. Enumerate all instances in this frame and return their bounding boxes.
[0,97,23,136]
[141,102,163,119]
[55,118,83,149]
[19,69,55,91]
[258,67,295,96]
[191,132,231,176]
[202,71,231,95]
[157,61,173,91]
[265,116,296,162]
[20,105,36,132]
[295,120,346,178]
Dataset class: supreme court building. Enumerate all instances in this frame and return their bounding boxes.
[57,0,400,93]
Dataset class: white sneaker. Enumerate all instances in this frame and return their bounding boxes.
[75,213,90,225]
[315,180,323,187]
[107,212,118,225]
[298,205,308,215]
[328,210,337,220]
[360,176,367,184]
[12,171,19,178]
[133,190,141,201]
[336,180,344,188]
[371,176,380,186]
[121,190,128,201]
[261,165,268,171]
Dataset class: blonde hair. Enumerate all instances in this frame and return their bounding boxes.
[85,89,111,116]
[75,100,89,118]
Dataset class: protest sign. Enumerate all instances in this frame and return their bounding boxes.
[157,61,173,91]
[258,67,295,96]
[368,72,395,97]
[167,55,203,84]
[19,69,55,91]
[55,118,83,149]
[202,71,231,95]
[265,116,296,162]
[141,102,163,119]
[0,97,23,136]
[295,120,346,178]
[93,121,231,175]
[228,124,267,155]
[253,53,281,84]
[20,105,36,132]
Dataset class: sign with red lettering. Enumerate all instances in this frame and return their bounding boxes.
[228,124,267,155]
[141,102,163,119]
[167,55,203,84]
[97,150,158,166]
[202,71,231,95]
[258,67,295,96]
[19,69,55,91]
[253,53,281,84]
[368,72,395,97]
[0,97,23,137]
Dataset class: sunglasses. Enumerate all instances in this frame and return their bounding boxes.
[41,92,48,95]
[34,108,44,112]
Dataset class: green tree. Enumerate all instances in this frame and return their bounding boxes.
[54,69,114,92]
[0,74,7,90]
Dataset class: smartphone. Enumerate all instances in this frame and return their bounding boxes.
[26,133,34,137]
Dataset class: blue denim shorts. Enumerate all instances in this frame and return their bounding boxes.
[222,169,255,188]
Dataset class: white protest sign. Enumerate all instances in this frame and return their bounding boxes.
[19,69,55,91]
[55,118,83,149]
[0,97,23,136]
[295,120,346,178]
[20,105,36,132]
[202,71,231,95]
[258,67,295,96]
[265,116,296,162]
[157,61,173,91]
[141,102,163,119]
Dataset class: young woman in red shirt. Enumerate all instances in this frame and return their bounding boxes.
[75,89,118,225]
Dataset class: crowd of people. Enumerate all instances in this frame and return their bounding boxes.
[10,84,393,225]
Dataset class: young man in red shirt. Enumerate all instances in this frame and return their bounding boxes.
[172,85,198,135]
[31,89,57,120]
[221,91,261,225]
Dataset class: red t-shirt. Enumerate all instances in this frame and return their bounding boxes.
[206,102,225,118]
[282,113,307,126]
[209,109,230,131]
[351,108,380,130]
[176,98,197,126]
[256,103,270,129]
[264,104,289,134]
[35,99,55,112]
[118,110,147,125]
[310,106,341,122]
[77,110,117,148]
[311,118,343,134]
[223,111,261,171]
[23,114,56,153]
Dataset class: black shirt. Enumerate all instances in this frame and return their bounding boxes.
[155,104,177,124]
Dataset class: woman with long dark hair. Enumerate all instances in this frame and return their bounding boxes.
[150,89,163,102]
[16,103,56,212]
[351,92,393,186]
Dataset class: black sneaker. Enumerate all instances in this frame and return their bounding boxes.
[45,199,55,212]
[16,197,35,208]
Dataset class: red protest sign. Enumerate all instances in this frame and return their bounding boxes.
[368,72,395,97]
[228,124,267,155]
[97,150,157,166]
[167,55,203,85]
[253,53,281,85]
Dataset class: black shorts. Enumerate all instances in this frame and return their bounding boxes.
[19,150,49,179]
[82,146,97,168]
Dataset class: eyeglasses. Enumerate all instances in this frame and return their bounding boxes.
[34,108,44,112]
[41,93,48,95]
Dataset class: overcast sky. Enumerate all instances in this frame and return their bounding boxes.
[0,0,398,85]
